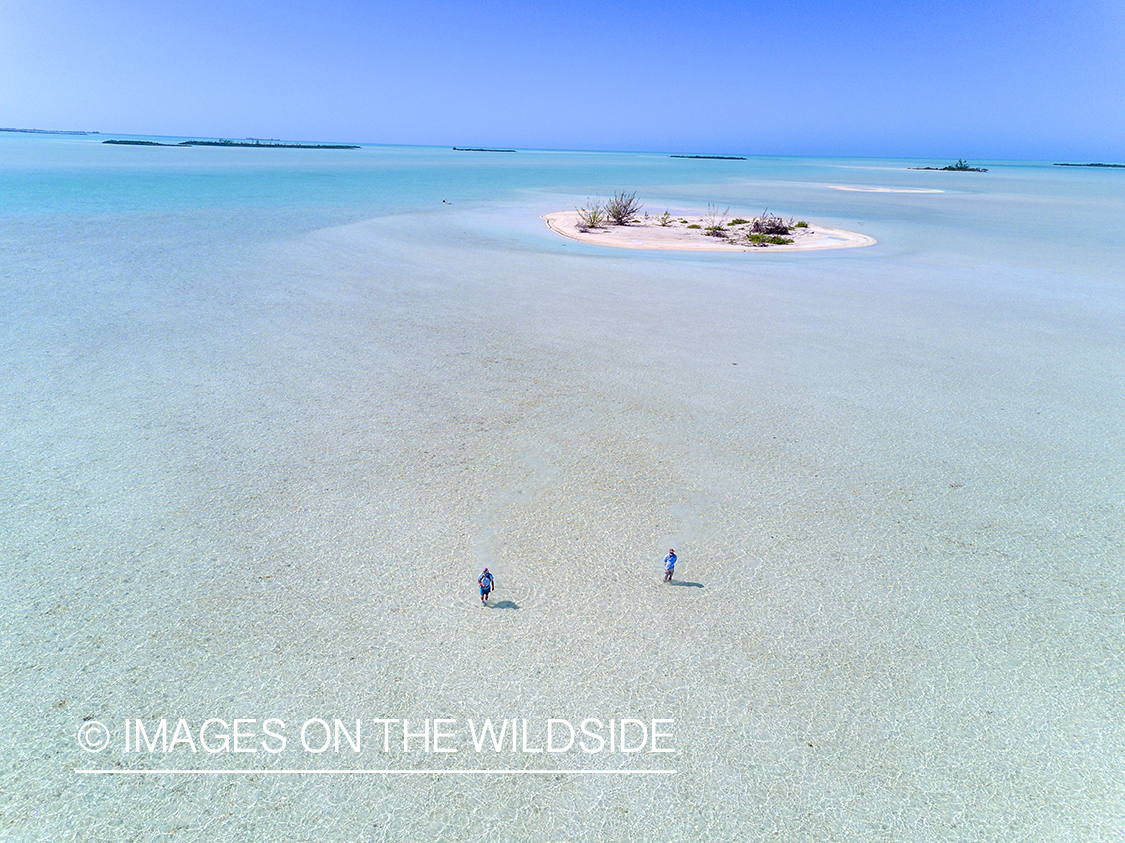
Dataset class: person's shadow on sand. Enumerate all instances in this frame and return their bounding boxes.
[486,600,520,609]
[668,581,704,589]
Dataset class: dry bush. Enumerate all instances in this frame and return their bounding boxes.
[704,203,729,236]
[605,191,642,225]
[575,198,606,229]
[751,210,790,235]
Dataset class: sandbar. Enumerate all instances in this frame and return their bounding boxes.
[543,211,875,251]
[829,185,944,193]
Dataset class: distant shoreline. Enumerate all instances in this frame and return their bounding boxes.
[103,139,360,149]
[670,155,746,160]
[453,147,516,153]
[1053,162,1125,169]
[1,127,98,135]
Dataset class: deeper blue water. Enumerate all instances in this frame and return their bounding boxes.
[2,132,1122,842]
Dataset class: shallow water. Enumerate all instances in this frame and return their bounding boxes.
[1,133,1122,841]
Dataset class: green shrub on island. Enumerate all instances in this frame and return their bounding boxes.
[748,233,794,245]
[576,198,606,229]
[729,218,751,225]
[605,190,642,225]
[659,211,673,227]
[686,224,702,229]
[795,220,808,228]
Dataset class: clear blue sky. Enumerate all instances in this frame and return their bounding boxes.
[3,0,1123,159]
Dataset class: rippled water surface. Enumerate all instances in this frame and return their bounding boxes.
[2,133,1122,841]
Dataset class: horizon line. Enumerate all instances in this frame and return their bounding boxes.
[7,128,1113,164]
[77,768,676,776]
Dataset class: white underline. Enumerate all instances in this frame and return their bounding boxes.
[76,768,675,776]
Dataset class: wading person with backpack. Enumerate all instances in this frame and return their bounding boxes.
[663,549,676,582]
[478,568,495,603]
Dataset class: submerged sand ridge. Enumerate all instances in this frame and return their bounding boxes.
[543,210,875,251]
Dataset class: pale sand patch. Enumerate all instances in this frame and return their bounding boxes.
[543,211,875,252]
[830,185,945,193]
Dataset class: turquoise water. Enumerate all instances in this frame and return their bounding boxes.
[2,133,1122,841]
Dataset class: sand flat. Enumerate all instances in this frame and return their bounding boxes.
[543,210,875,251]
[9,139,1122,842]
[829,185,945,193]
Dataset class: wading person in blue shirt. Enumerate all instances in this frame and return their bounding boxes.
[478,568,494,603]
[663,549,676,582]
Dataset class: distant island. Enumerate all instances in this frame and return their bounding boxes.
[453,147,516,153]
[2,127,98,135]
[1053,162,1125,169]
[103,139,359,149]
[910,159,987,172]
[671,155,747,160]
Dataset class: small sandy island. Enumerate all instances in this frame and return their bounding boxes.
[543,210,875,252]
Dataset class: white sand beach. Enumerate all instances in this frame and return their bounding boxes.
[543,210,875,251]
